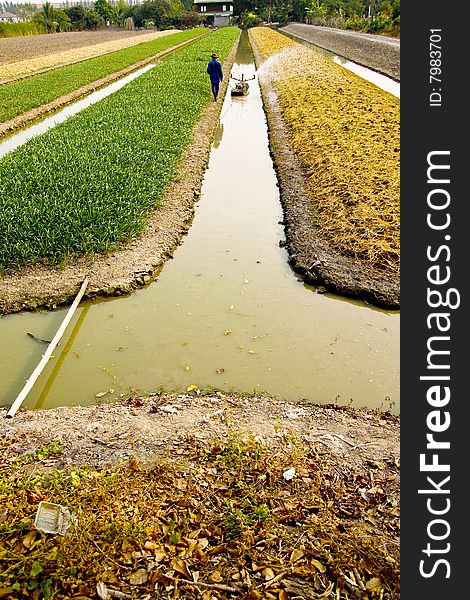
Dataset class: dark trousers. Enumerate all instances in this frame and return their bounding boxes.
[211,80,220,98]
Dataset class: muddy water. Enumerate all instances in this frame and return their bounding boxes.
[0,33,399,413]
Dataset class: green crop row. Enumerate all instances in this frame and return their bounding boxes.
[0,27,239,273]
[0,28,207,124]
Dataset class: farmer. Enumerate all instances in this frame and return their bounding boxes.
[207,52,223,101]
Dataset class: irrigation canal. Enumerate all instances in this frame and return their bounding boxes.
[0,32,400,414]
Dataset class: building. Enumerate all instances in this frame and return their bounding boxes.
[0,11,19,22]
[193,0,233,27]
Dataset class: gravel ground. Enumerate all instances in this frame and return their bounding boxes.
[2,393,399,473]
[0,28,170,65]
[279,22,400,81]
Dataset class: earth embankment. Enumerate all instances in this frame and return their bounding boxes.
[249,27,400,308]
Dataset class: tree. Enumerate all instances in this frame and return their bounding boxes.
[65,5,103,30]
[65,5,87,30]
[179,10,203,28]
[115,0,131,26]
[15,3,39,21]
[33,1,56,33]
[130,0,184,29]
[83,7,104,29]
[94,0,115,24]
[54,9,72,31]
[32,2,71,32]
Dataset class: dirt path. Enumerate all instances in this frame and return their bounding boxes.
[279,22,400,81]
[2,392,399,488]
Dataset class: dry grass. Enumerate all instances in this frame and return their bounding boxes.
[0,433,399,599]
[251,28,400,276]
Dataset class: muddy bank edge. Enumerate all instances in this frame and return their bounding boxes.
[249,29,400,310]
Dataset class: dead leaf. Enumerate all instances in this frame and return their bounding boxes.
[366,577,382,593]
[290,549,304,563]
[171,558,191,578]
[208,570,223,583]
[262,567,275,581]
[96,581,111,600]
[310,559,326,573]
[129,569,148,585]
[279,590,289,600]
[22,530,37,549]
[144,541,158,551]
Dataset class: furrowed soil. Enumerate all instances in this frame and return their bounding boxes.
[279,23,400,81]
[0,29,178,74]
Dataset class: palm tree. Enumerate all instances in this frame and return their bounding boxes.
[42,2,57,33]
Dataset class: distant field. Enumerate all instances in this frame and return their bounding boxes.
[0,28,173,66]
[0,29,180,81]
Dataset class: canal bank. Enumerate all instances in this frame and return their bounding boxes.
[1,31,398,414]
[249,27,400,309]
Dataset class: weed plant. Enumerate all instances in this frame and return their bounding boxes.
[0,433,400,598]
[0,21,46,37]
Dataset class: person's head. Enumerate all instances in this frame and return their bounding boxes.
[211,53,218,60]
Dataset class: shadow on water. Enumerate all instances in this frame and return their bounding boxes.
[0,31,399,414]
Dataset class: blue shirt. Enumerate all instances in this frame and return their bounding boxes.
[207,59,223,83]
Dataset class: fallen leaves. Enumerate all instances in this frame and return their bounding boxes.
[0,432,399,599]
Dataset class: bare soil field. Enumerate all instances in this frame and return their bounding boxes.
[280,22,400,81]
